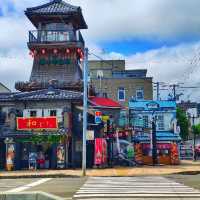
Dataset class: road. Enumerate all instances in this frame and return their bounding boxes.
[74,176,200,199]
[0,177,86,199]
[0,176,200,199]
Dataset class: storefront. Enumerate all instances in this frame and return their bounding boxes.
[133,132,180,165]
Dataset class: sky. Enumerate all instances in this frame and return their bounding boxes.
[0,0,200,100]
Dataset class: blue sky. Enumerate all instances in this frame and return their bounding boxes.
[1,0,200,100]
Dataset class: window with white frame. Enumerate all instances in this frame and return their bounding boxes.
[30,110,37,117]
[136,88,144,100]
[157,115,165,130]
[118,87,125,101]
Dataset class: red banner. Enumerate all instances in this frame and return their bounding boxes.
[94,138,107,165]
[143,143,172,149]
[17,117,58,130]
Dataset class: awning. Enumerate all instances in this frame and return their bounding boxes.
[89,97,121,108]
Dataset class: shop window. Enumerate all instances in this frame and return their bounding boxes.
[157,115,165,130]
[136,88,144,100]
[30,110,37,117]
[50,110,57,117]
[158,149,170,156]
[143,115,149,128]
[118,87,125,101]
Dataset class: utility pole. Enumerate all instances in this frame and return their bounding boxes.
[82,48,88,176]
[192,115,196,161]
[152,117,158,165]
[156,82,160,100]
[171,84,180,101]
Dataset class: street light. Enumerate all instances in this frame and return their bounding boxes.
[82,48,88,176]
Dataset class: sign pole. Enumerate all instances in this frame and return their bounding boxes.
[82,48,88,176]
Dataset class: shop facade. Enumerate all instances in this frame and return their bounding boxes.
[129,100,181,165]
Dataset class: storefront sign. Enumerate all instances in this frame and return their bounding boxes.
[146,102,160,110]
[95,111,102,124]
[143,143,171,149]
[17,117,58,130]
[86,130,94,141]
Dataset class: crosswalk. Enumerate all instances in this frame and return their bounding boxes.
[73,176,200,199]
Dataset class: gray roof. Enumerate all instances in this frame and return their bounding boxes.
[25,0,87,29]
[0,88,82,102]
[26,0,79,15]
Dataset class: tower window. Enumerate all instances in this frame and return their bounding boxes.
[118,87,125,101]
[50,110,57,117]
[30,110,37,117]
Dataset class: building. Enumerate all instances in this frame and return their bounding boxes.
[0,0,88,170]
[129,100,181,165]
[0,83,11,93]
[89,60,153,107]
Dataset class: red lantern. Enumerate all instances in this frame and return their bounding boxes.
[29,50,34,58]
[33,50,37,56]
[53,49,58,54]
[66,48,70,54]
[77,48,81,53]
[80,51,84,61]
[41,49,46,55]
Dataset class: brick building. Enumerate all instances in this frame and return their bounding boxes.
[89,60,153,107]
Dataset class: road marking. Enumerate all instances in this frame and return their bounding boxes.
[74,176,200,199]
[6,178,52,193]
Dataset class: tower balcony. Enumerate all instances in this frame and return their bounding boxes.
[28,30,84,49]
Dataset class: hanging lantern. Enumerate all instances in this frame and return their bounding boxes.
[41,49,46,55]
[29,50,34,58]
[33,50,37,56]
[77,48,82,54]
[80,51,84,61]
[66,48,70,54]
[53,48,58,54]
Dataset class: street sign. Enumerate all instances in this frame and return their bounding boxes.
[95,111,102,124]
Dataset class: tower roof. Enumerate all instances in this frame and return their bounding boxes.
[25,0,87,29]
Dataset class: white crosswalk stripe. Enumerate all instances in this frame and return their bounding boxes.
[73,176,200,199]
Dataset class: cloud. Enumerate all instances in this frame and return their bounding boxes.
[70,0,200,42]
[2,0,200,42]
[126,41,200,101]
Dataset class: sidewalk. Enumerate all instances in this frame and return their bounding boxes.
[0,160,200,178]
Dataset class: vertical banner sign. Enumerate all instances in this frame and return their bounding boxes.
[171,143,179,165]
[6,143,15,171]
[57,145,65,169]
[94,138,107,165]
[94,138,103,165]
[95,111,102,124]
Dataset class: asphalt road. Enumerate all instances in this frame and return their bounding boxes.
[0,177,86,199]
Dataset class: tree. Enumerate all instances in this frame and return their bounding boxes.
[192,124,200,136]
[192,124,200,160]
[176,107,189,140]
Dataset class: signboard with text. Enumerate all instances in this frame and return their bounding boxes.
[95,111,102,124]
[17,117,58,130]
